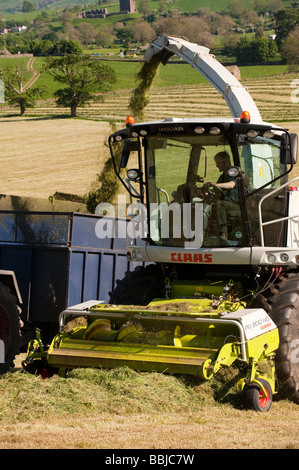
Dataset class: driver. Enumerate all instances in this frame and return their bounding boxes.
[204,151,239,240]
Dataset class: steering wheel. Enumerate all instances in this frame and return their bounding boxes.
[201,184,225,204]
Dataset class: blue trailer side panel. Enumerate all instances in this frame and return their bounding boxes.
[0,211,142,324]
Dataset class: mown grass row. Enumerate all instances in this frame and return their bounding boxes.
[0,58,297,123]
[6,80,295,123]
[0,365,244,424]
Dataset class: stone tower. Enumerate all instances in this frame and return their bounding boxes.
[119,0,136,13]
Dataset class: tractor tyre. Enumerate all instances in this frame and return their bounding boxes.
[109,264,165,305]
[242,378,273,412]
[0,283,22,375]
[252,273,299,403]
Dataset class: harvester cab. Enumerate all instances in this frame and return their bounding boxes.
[110,115,297,252]
[24,36,299,411]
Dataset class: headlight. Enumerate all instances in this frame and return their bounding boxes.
[280,253,289,262]
[263,130,275,139]
[267,254,276,263]
[194,126,205,134]
[247,129,258,138]
[227,166,242,177]
[209,127,221,135]
[127,169,140,181]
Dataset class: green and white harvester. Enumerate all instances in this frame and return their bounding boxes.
[24,36,299,412]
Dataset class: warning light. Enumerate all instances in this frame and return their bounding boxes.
[240,111,250,123]
[126,115,136,127]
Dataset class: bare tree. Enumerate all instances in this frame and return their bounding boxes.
[78,23,98,47]
[132,20,156,45]
[281,25,299,71]
[0,63,45,115]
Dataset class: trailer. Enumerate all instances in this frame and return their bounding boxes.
[0,210,134,371]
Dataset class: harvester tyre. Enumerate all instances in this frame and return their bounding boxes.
[252,273,299,403]
[242,379,273,412]
[0,283,22,375]
[109,264,164,305]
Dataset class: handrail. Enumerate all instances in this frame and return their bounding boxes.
[258,177,299,246]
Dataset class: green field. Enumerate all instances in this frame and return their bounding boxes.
[0,55,291,97]
[0,0,295,16]
[0,0,267,14]
[1,57,295,124]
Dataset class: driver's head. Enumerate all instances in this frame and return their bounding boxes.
[214,152,231,172]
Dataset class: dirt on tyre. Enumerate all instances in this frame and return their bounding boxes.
[0,282,22,374]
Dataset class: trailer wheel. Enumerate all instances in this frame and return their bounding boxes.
[0,283,21,374]
[242,379,273,412]
[252,273,299,403]
[109,264,164,305]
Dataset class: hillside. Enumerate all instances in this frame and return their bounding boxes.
[0,0,294,14]
[0,0,245,13]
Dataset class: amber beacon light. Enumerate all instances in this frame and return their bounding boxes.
[240,111,251,123]
[126,115,136,127]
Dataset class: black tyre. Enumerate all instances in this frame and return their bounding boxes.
[109,264,165,305]
[0,283,22,374]
[242,379,273,412]
[252,273,299,403]
[23,359,54,379]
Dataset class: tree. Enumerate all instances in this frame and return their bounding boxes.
[58,10,74,25]
[32,39,54,56]
[22,1,35,12]
[96,25,115,48]
[46,56,116,117]
[274,9,299,46]
[132,20,155,45]
[154,14,214,48]
[51,40,83,55]
[281,25,299,70]
[78,23,99,47]
[0,64,45,115]
[115,25,135,48]
[138,0,151,16]
[235,36,278,64]
[228,0,245,18]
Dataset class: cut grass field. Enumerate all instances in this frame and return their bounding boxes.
[0,117,112,200]
[0,358,298,449]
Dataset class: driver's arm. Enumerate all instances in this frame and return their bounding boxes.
[213,180,235,190]
[203,180,235,190]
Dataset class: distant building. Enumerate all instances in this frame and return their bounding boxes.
[225,65,241,81]
[77,9,108,19]
[119,0,136,13]
[77,0,137,20]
